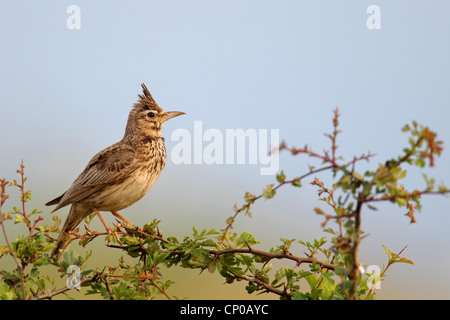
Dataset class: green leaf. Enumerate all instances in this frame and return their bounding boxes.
[292,292,310,300]
[35,256,49,266]
[244,192,256,204]
[291,178,302,187]
[415,158,425,167]
[334,266,348,277]
[276,171,286,183]
[382,244,392,257]
[235,231,258,247]
[262,184,276,199]
[192,226,199,237]
[398,257,414,265]
[352,172,364,182]
[14,214,23,224]
[193,248,203,258]
[396,197,407,207]
[0,283,17,300]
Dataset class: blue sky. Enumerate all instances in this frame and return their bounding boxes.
[1,1,450,299]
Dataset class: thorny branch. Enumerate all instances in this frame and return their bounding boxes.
[209,247,335,270]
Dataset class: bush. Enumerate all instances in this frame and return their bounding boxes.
[1,109,448,300]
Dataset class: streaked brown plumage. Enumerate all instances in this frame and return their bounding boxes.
[46,84,184,259]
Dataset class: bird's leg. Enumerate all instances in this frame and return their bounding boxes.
[93,208,121,243]
[111,211,133,226]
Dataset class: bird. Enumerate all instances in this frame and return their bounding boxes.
[46,83,184,259]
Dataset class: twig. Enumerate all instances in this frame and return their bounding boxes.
[349,199,363,300]
[0,179,26,299]
[129,227,171,244]
[30,273,102,300]
[103,277,115,300]
[234,273,290,300]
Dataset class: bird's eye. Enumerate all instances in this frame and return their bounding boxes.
[148,112,155,118]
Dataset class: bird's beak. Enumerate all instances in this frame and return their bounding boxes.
[161,111,185,123]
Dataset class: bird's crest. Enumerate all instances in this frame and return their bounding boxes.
[138,83,155,102]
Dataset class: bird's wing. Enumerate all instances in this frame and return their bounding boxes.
[51,143,138,211]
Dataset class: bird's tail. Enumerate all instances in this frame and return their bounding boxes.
[51,204,92,260]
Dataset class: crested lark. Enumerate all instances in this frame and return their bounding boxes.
[46,84,184,259]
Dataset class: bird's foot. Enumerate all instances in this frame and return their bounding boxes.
[111,211,134,226]
[94,209,122,244]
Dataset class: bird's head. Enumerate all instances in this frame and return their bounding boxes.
[125,83,184,139]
